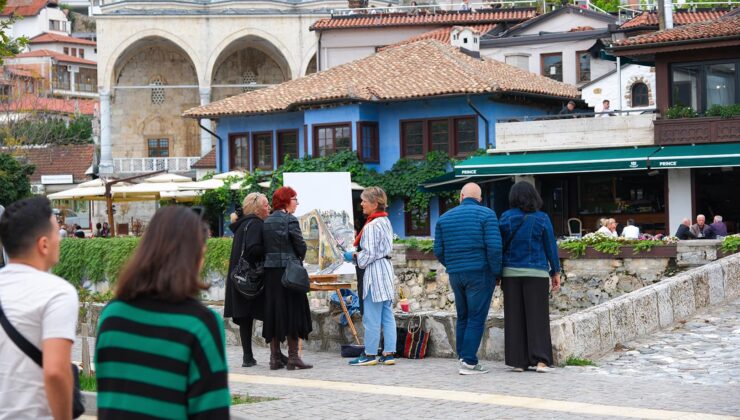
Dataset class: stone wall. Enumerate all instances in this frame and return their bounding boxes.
[676,239,723,267]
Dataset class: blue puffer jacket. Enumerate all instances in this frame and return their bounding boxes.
[433,198,502,275]
[499,208,560,276]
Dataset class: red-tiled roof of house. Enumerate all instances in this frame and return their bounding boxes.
[619,9,730,29]
[380,24,498,50]
[29,32,96,46]
[184,39,580,119]
[3,66,40,78]
[1,0,51,17]
[13,49,96,66]
[613,14,740,47]
[192,148,216,169]
[2,144,94,183]
[310,8,536,30]
[1,95,97,115]
[569,25,594,32]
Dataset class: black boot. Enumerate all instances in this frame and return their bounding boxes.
[269,340,285,370]
[286,337,313,371]
[239,320,257,367]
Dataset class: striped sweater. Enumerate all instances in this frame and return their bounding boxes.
[356,216,395,303]
[94,298,230,419]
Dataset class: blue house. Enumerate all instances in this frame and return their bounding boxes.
[185,38,579,237]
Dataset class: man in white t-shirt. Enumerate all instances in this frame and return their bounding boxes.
[0,196,79,420]
[621,218,640,240]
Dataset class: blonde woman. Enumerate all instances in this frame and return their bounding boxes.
[344,187,397,366]
[597,218,618,237]
[225,192,277,367]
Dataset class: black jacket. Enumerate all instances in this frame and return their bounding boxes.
[224,214,265,321]
[675,224,695,240]
[262,210,306,268]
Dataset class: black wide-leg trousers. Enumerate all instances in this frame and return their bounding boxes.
[502,276,554,368]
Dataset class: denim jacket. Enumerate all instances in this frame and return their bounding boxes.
[499,208,560,276]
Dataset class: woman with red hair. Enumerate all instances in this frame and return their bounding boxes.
[261,187,313,370]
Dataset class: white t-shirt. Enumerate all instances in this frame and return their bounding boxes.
[596,226,617,237]
[622,225,640,239]
[0,263,78,420]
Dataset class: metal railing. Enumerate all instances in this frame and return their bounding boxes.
[331,1,549,16]
[617,1,739,23]
[114,157,200,174]
[496,108,657,123]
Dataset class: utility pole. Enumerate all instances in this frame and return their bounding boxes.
[103,170,165,236]
[656,0,666,30]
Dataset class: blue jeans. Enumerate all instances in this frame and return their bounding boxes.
[363,293,397,356]
[449,269,495,365]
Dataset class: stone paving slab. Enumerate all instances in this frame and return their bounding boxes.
[73,299,740,419]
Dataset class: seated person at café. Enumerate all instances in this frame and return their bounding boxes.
[675,218,695,240]
[690,214,716,239]
[559,100,577,116]
[711,215,728,237]
[621,219,640,239]
[597,218,618,237]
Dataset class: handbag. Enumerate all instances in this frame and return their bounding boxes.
[0,300,84,418]
[281,257,310,293]
[230,219,264,299]
[397,314,429,359]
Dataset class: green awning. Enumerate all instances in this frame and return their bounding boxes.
[454,147,658,177]
[650,143,740,169]
[419,172,472,193]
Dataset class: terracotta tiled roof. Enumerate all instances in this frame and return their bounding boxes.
[569,26,594,32]
[2,144,94,183]
[310,9,536,30]
[192,148,216,169]
[381,24,498,50]
[2,95,97,115]
[13,50,96,66]
[1,0,50,17]
[619,9,730,29]
[29,32,96,46]
[3,66,40,78]
[614,14,740,47]
[184,40,580,119]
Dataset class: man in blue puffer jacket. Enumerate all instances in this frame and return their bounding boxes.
[434,183,501,375]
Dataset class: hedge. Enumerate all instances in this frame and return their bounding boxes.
[53,237,233,287]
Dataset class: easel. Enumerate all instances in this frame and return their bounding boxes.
[309,274,361,345]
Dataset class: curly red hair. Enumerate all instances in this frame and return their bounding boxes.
[272,186,297,211]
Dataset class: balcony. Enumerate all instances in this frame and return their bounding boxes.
[114,157,200,174]
[494,112,656,153]
[654,116,740,146]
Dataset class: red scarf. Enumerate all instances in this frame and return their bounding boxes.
[354,211,388,247]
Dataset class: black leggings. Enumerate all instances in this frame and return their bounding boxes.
[502,276,553,368]
[238,317,254,358]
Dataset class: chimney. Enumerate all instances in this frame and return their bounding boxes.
[450,26,480,56]
[664,0,673,29]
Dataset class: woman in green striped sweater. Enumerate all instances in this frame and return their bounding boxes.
[94,207,231,419]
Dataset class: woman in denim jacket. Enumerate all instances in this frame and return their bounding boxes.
[499,182,561,373]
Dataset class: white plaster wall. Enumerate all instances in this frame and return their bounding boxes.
[5,7,70,39]
[667,168,692,236]
[28,42,97,61]
[582,64,656,112]
[516,12,612,35]
[482,39,615,86]
[320,27,434,70]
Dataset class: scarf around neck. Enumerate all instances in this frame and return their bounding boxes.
[354,211,388,247]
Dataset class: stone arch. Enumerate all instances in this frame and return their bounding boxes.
[624,75,655,108]
[208,34,294,101]
[206,29,296,85]
[103,30,202,90]
[301,48,318,76]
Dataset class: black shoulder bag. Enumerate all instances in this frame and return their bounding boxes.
[280,215,310,294]
[0,299,85,418]
[230,219,265,300]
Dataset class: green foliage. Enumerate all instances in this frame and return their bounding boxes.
[589,0,620,12]
[53,237,234,288]
[559,240,587,258]
[79,373,96,392]
[705,104,740,119]
[0,0,28,65]
[631,239,659,254]
[721,235,740,254]
[565,356,596,366]
[593,240,622,256]
[231,394,277,405]
[0,153,34,205]
[665,105,698,119]
[197,173,261,234]
[1,115,93,146]
[395,237,435,253]
[53,238,140,286]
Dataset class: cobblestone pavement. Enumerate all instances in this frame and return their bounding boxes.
[571,298,740,386]
[74,299,740,419]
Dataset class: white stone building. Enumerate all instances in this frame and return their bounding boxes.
[1,0,71,39]
[580,64,656,113]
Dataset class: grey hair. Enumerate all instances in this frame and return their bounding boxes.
[714,215,723,222]
[242,192,267,216]
[361,187,388,211]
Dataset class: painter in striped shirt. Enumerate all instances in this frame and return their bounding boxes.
[356,216,395,303]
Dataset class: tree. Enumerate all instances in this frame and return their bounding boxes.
[0,0,28,65]
[0,153,34,205]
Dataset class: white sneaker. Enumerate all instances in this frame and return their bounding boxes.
[536,364,553,373]
[459,361,490,375]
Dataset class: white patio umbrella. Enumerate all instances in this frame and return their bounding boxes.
[115,173,193,199]
[47,179,133,201]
